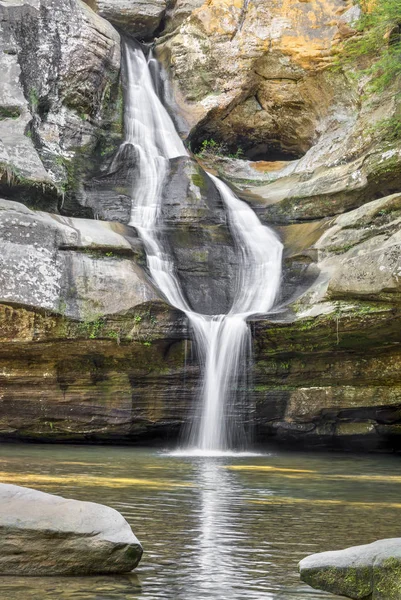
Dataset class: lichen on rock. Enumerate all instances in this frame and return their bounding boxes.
[299,538,401,599]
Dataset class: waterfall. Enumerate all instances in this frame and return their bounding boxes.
[121,41,283,453]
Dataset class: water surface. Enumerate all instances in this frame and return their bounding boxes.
[0,444,399,599]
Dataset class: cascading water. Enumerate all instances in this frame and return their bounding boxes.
[120,41,283,453]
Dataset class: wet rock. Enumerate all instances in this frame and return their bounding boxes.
[0,483,142,575]
[160,157,238,314]
[83,152,240,315]
[299,539,401,599]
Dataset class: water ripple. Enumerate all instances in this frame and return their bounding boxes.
[0,444,399,599]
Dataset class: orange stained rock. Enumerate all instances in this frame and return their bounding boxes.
[191,0,354,70]
[193,0,243,36]
[252,161,291,172]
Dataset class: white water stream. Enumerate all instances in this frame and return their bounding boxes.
[121,42,283,453]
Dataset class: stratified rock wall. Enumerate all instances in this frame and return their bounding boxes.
[0,0,400,451]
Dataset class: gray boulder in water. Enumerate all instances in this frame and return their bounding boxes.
[299,538,401,599]
[0,484,143,575]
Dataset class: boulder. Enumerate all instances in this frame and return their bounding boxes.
[0,483,142,575]
[299,539,401,599]
[311,192,401,305]
[90,0,166,38]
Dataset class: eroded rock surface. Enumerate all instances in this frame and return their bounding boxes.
[157,0,359,157]
[83,149,240,315]
[0,483,142,575]
[0,0,400,450]
[0,198,160,320]
[0,0,121,211]
[87,0,166,38]
[299,539,401,599]
[250,191,401,450]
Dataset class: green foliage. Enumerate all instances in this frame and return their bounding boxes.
[196,138,244,159]
[335,0,401,93]
[29,88,39,111]
[0,106,20,120]
[367,116,401,141]
[77,311,105,339]
[107,330,121,344]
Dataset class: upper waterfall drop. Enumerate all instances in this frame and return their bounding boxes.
[121,40,283,454]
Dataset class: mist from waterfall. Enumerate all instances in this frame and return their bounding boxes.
[121,41,283,453]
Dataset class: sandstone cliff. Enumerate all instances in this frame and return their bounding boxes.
[0,0,401,450]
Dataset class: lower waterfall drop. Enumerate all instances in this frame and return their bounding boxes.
[121,41,283,453]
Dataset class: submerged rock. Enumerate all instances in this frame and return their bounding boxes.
[299,539,401,599]
[0,484,142,575]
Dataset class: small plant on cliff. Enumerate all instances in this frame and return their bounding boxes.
[366,116,401,141]
[335,0,401,93]
[29,88,39,111]
[77,309,105,339]
[196,138,243,159]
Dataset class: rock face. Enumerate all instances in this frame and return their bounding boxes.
[87,0,166,38]
[0,0,401,450]
[157,0,359,157]
[251,191,401,451]
[0,0,121,212]
[0,483,142,575]
[299,539,401,599]
[83,148,240,315]
[0,198,160,320]
[159,157,239,314]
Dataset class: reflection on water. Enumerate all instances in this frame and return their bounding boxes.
[196,461,252,599]
[0,444,399,599]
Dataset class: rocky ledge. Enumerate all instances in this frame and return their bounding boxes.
[0,484,142,575]
[299,539,401,599]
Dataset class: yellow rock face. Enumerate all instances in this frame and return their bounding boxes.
[157,0,357,156]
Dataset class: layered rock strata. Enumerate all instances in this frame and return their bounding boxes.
[0,0,401,450]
